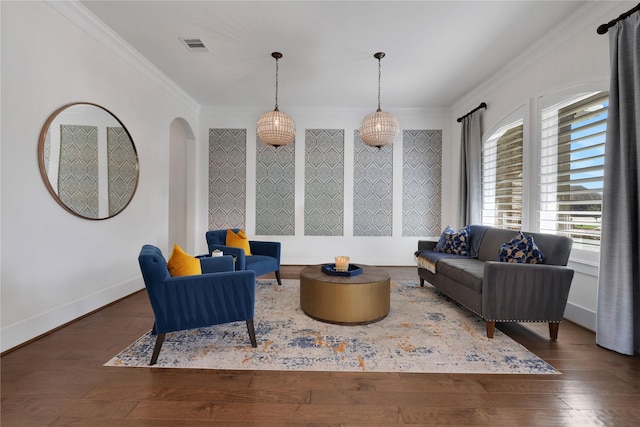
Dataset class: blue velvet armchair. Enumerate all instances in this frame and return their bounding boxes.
[138,244,257,365]
[205,229,282,286]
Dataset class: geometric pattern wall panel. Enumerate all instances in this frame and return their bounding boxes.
[255,137,295,235]
[58,125,99,218]
[304,129,344,236]
[402,130,442,236]
[208,129,246,230]
[353,130,393,236]
[107,127,137,216]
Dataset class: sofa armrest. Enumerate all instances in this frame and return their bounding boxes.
[482,261,574,322]
[418,240,437,251]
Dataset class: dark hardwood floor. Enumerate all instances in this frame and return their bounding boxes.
[2,266,639,426]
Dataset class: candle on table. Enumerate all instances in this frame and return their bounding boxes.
[335,256,349,272]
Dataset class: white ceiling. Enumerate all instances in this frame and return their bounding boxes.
[80,1,588,110]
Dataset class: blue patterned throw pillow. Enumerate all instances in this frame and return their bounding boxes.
[435,225,455,251]
[498,232,545,264]
[435,225,471,256]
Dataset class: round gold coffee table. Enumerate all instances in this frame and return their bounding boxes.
[299,264,390,325]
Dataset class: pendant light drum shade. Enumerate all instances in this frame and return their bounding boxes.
[359,51,399,149]
[257,52,295,148]
[257,108,296,147]
[359,110,399,148]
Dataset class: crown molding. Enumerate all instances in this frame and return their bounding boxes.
[46,0,200,112]
[452,0,626,115]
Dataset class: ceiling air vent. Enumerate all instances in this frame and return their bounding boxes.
[180,37,209,53]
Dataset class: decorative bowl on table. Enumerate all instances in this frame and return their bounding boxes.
[321,263,363,277]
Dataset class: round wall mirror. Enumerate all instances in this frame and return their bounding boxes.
[38,102,139,220]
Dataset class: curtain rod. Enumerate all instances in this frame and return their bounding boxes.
[457,102,487,123]
[597,2,640,34]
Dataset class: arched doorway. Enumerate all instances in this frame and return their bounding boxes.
[169,118,195,251]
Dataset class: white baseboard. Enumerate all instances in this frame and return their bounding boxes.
[0,277,144,353]
[564,302,596,332]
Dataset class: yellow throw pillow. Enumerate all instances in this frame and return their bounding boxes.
[167,244,202,277]
[226,229,252,256]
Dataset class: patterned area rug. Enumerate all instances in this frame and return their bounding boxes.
[105,279,558,374]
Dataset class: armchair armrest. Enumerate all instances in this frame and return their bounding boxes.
[249,240,281,261]
[482,261,574,322]
[208,244,247,270]
[200,255,234,273]
[147,270,256,333]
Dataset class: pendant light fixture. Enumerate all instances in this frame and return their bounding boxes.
[359,52,399,149]
[257,52,296,148]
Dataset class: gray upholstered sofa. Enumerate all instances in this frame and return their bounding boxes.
[415,225,574,340]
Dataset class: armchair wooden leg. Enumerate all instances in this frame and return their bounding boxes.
[486,321,495,339]
[150,333,165,365]
[275,270,283,286]
[549,322,559,341]
[419,277,425,287]
[246,319,257,348]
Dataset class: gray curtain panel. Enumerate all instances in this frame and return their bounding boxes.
[458,112,482,227]
[596,12,640,355]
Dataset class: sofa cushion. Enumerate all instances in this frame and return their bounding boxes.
[469,225,490,258]
[435,225,471,256]
[524,232,572,266]
[414,250,469,273]
[436,258,485,292]
[476,227,522,261]
[498,232,545,264]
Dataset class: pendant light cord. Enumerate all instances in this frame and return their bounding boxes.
[377,57,382,112]
[274,57,279,111]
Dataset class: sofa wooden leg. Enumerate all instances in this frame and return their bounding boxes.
[486,321,495,339]
[549,322,559,341]
[150,333,165,365]
[419,277,425,287]
[247,319,257,348]
[275,270,283,286]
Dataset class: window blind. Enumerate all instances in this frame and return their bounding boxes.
[481,122,524,230]
[539,91,608,250]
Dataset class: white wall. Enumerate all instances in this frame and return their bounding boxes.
[197,106,453,267]
[0,1,199,352]
[450,1,635,331]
